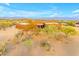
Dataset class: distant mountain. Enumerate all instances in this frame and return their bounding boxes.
[34,17,79,20]
[0,17,79,20]
[52,17,79,20]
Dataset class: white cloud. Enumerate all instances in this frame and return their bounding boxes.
[49,13,58,17]
[0,5,62,18]
[5,3,10,6]
[71,9,79,18]
[72,9,79,13]
[49,11,64,17]
[0,6,43,17]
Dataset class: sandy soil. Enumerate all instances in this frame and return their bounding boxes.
[0,26,19,41]
[0,26,79,56]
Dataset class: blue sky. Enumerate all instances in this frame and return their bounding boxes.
[0,3,79,18]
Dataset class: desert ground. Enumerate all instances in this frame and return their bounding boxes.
[0,26,79,56]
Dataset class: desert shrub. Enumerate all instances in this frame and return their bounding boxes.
[0,21,15,30]
[54,32,67,41]
[66,20,76,26]
[0,41,7,55]
[12,31,24,44]
[61,26,77,36]
[15,31,24,39]
[41,25,77,41]
[13,30,34,45]
[40,40,51,51]
[41,25,59,34]
[23,39,33,46]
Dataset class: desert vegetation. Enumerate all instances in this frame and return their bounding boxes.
[0,18,79,56]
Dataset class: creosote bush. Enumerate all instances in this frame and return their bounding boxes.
[0,21,15,30]
[40,25,59,34]
[61,26,77,36]
[40,40,51,51]
[23,39,33,46]
[54,32,66,41]
[0,41,7,55]
[66,20,76,26]
[12,31,24,44]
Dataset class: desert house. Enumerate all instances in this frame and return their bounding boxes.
[15,22,45,30]
[16,23,30,29]
[15,20,64,30]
